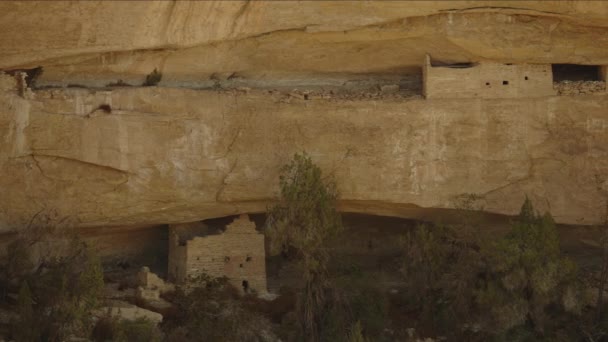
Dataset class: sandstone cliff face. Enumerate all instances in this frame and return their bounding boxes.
[1,85,607,229]
[0,1,607,229]
[1,1,608,87]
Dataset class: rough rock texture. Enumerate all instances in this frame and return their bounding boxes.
[0,1,607,230]
[1,1,608,87]
[554,80,607,95]
[1,86,607,229]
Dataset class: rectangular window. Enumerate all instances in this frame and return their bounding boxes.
[552,64,602,82]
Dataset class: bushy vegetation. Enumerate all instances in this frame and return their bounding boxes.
[2,214,105,341]
[400,197,583,340]
[143,68,162,86]
[92,315,163,342]
[162,274,274,342]
[476,198,580,334]
[2,169,604,342]
[266,152,343,341]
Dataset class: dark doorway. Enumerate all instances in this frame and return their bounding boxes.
[242,280,249,293]
[552,64,602,82]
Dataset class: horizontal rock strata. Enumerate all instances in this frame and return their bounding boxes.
[1,86,607,229]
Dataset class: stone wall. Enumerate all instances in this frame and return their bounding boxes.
[168,215,267,294]
[423,55,555,99]
[554,80,606,95]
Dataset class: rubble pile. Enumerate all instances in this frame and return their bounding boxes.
[554,80,606,95]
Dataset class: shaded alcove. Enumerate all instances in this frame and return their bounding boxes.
[552,64,603,82]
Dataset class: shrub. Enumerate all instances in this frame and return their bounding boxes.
[143,68,162,86]
[92,315,163,342]
[399,197,581,339]
[400,223,465,333]
[476,197,580,334]
[5,215,105,341]
[13,243,104,341]
[348,321,366,342]
[163,274,274,342]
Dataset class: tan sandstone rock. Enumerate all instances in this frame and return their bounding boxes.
[0,2,607,230]
[0,86,607,229]
[0,2,607,88]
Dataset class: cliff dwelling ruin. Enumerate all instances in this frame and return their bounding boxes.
[168,214,267,294]
[1,1,608,339]
[423,55,607,98]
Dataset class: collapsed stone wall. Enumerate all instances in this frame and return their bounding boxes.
[168,215,267,294]
[554,81,606,95]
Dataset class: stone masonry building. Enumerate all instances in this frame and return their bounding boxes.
[423,54,556,99]
[168,214,267,294]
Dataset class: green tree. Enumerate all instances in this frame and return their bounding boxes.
[11,236,104,341]
[477,197,579,334]
[266,152,343,341]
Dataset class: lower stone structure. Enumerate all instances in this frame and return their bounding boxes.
[168,214,267,294]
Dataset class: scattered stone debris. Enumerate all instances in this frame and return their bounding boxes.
[137,266,175,294]
[135,266,174,310]
[215,86,423,103]
[554,80,606,95]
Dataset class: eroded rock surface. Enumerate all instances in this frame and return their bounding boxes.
[0,1,607,229]
[1,85,607,229]
[1,2,608,88]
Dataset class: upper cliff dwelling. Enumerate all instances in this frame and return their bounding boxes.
[423,55,607,99]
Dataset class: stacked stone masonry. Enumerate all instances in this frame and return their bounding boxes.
[423,55,556,99]
[168,214,267,294]
[554,81,606,95]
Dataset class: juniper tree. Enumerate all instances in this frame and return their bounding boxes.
[266,152,343,341]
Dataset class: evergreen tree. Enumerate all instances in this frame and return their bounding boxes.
[266,152,343,341]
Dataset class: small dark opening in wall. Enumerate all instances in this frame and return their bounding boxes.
[429,58,477,68]
[304,94,309,100]
[246,256,252,262]
[97,104,112,113]
[485,82,490,86]
[502,81,509,85]
[239,263,243,268]
[552,64,602,82]
[525,76,529,80]
[242,280,249,292]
